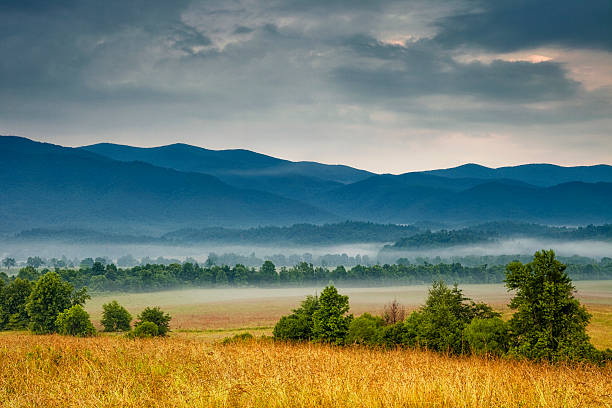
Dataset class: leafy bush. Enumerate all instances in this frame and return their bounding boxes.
[312,286,352,345]
[464,317,509,356]
[101,300,132,332]
[346,313,384,346]
[55,305,96,337]
[222,332,254,344]
[135,307,171,336]
[273,295,319,341]
[131,321,159,338]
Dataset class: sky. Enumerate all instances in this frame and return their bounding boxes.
[1,0,611,173]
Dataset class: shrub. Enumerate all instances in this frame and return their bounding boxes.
[101,300,132,332]
[135,307,171,336]
[222,332,253,344]
[55,305,96,337]
[132,321,159,338]
[464,317,509,356]
[312,286,352,345]
[346,313,384,346]
[273,295,319,341]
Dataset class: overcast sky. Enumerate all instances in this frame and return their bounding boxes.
[1,0,611,173]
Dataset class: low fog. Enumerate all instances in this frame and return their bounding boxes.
[1,237,611,268]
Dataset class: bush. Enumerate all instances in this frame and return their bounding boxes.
[346,313,384,346]
[132,321,159,338]
[273,295,319,341]
[222,332,254,344]
[55,305,96,337]
[135,307,171,336]
[101,300,132,332]
[464,317,509,356]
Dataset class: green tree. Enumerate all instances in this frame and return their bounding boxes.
[135,307,171,336]
[101,300,132,332]
[312,286,352,345]
[505,250,596,361]
[26,256,45,268]
[412,280,500,354]
[55,305,95,337]
[273,295,320,341]
[2,257,16,270]
[26,272,89,334]
[0,278,33,330]
[17,266,41,281]
[260,260,278,283]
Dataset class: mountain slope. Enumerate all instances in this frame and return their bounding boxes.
[0,137,337,233]
[313,175,612,225]
[79,142,372,187]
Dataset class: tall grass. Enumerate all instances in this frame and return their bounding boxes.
[0,333,610,407]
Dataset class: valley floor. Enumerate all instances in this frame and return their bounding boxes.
[0,332,610,408]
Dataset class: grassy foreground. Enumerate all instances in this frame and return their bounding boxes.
[0,333,610,408]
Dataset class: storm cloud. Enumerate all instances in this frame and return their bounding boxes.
[1,0,610,172]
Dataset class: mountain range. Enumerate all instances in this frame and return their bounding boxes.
[2,135,612,234]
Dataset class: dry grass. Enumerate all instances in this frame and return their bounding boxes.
[0,332,610,408]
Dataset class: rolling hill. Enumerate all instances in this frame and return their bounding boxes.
[0,136,336,233]
[2,135,612,233]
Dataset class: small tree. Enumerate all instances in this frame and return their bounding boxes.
[2,257,16,270]
[101,300,132,332]
[383,299,406,325]
[56,305,95,337]
[0,278,33,330]
[26,272,89,334]
[26,256,45,269]
[260,260,278,283]
[312,286,352,345]
[505,250,596,361]
[135,307,171,336]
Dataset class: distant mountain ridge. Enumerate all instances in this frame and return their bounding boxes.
[1,135,612,233]
[423,163,612,186]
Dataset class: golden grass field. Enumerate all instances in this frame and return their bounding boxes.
[0,281,610,407]
[0,333,610,408]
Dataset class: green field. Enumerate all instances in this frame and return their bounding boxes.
[86,280,612,349]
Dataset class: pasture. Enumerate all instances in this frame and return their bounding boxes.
[86,280,612,349]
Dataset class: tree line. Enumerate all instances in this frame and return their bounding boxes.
[2,257,611,293]
[273,250,611,364]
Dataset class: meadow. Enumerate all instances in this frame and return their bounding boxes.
[86,280,612,348]
[0,332,610,408]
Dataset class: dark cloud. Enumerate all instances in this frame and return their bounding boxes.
[0,0,610,171]
[333,37,579,102]
[434,0,612,52]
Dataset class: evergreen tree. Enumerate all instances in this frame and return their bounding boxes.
[505,250,596,361]
[312,286,352,345]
